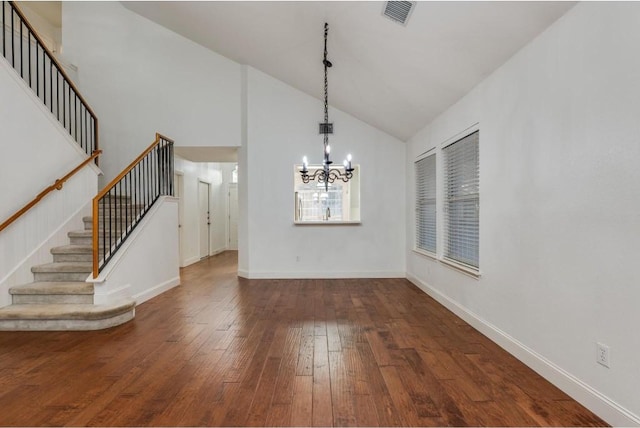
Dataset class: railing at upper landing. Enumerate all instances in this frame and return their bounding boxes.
[0,1,99,159]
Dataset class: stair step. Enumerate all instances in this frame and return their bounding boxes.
[51,245,92,262]
[83,216,138,230]
[31,262,92,282]
[0,299,136,331]
[68,230,92,245]
[10,282,94,304]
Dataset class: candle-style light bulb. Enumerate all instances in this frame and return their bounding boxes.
[303,156,308,166]
[326,144,331,154]
[347,153,352,162]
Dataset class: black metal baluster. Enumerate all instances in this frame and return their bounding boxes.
[27,31,31,86]
[143,156,147,211]
[49,58,52,113]
[74,95,78,144]
[41,47,45,104]
[63,80,67,131]
[20,20,24,79]
[118,181,122,242]
[170,142,174,196]
[2,2,5,58]
[125,175,129,234]
[153,148,158,200]
[11,7,14,66]
[56,70,60,121]
[101,195,105,270]
[83,109,87,153]
[107,192,112,261]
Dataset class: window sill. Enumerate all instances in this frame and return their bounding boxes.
[441,258,481,279]
[294,220,361,226]
[413,248,437,261]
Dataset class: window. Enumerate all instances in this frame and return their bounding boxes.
[415,154,436,254]
[293,165,360,223]
[443,130,479,269]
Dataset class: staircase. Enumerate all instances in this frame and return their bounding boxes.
[0,204,136,331]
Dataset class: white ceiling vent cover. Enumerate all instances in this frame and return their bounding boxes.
[382,1,416,26]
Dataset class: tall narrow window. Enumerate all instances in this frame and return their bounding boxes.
[443,130,479,269]
[415,154,436,254]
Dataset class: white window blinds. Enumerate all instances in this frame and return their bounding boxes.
[415,154,436,253]
[443,130,479,268]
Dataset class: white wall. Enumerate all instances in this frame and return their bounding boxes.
[174,156,234,267]
[0,57,99,307]
[242,67,406,278]
[406,3,640,425]
[15,2,61,53]
[62,2,242,185]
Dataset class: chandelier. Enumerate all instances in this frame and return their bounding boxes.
[300,22,354,192]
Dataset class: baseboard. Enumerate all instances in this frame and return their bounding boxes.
[93,283,132,305]
[238,270,406,279]
[133,276,180,305]
[181,256,200,268]
[210,247,226,257]
[406,272,640,427]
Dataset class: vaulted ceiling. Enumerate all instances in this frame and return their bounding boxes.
[125,2,574,141]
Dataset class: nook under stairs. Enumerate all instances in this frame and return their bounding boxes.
[0,207,136,331]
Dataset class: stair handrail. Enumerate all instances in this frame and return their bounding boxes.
[92,133,174,278]
[0,150,102,234]
[1,1,99,159]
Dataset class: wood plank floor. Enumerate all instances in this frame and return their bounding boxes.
[0,251,607,426]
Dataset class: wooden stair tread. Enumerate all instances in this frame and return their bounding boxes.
[0,299,135,320]
[10,282,94,295]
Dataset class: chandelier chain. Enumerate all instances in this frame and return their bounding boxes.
[300,22,354,193]
[323,22,329,149]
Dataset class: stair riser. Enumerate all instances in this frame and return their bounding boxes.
[84,221,137,230]
[34,272,90,282]
[70,236,93,246]
[13,294,93,305]
[53,253,93,263]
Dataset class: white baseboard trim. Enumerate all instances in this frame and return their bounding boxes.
[133,276,180,305]
[93,283,132,305]
[181,256,201,268]
[406,272,640,427]
[210,247,226,257]
[238,270,406,279]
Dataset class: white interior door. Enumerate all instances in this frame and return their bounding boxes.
[198,181,210,259]
[228,184,238,250]
[174,173,185,266]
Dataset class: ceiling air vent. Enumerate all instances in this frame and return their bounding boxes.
[382,1,416,26]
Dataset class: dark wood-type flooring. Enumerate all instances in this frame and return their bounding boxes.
[0,251,607,426]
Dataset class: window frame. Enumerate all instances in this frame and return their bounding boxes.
[442,129,480,274]
[413,124,481,278]
[414,151,437,258]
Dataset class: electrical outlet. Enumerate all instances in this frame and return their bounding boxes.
[596,342,610,368]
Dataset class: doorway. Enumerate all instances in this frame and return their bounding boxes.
[174,172,185,266]
[228,183,238,250]
[198,181,211,259]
